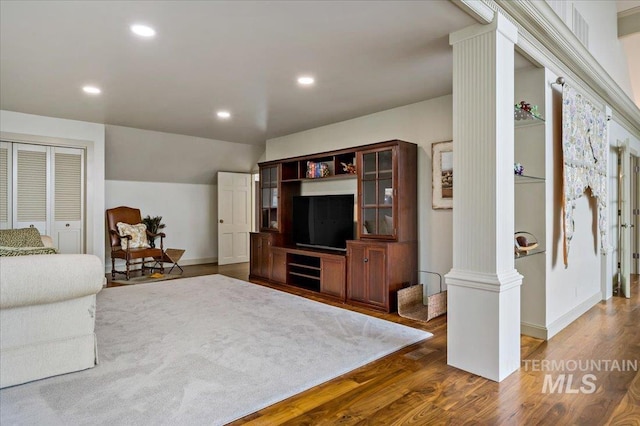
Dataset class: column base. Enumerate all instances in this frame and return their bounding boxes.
[445,268,523,382]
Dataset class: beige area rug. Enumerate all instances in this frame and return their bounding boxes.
[111,272,182,285]
[0,274,432,425]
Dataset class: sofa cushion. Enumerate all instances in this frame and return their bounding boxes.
[116,222,150,249]
[0,246,58,257]
[0,254,104,309]
[0,228,44,248]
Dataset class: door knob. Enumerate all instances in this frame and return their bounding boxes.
[30,224,35,228]
[219,219,224,223]
[364,257,369,263]
[65,223,70,227]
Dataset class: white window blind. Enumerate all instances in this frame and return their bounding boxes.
[0,147,8,222]
[17,149,47,222]
[54,152,82,221]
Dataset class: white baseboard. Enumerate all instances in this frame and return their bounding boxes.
[521,322,548,340]
[546,291,602,340]
[521,291,602,341]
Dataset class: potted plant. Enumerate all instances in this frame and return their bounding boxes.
[142,215,166,248]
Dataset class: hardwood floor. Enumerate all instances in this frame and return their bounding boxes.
[106,266,639,424]
[104,262,250,287]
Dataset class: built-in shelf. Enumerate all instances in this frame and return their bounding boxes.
[514,107,545,122]
[289,271,321,281]
[281,150,357,181]
[288,262,321,271]
[515,248,545,259]
[281,173,356,183]
[515,120,545,129]
[515,174,545,183]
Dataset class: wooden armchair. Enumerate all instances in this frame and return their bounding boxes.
[106,206,165,280]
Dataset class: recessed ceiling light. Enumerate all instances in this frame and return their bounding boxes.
[130,24,156,38]
[297,76,315,86]
[82,86,101,95]
[217,110,231,119]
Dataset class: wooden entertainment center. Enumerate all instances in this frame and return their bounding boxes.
[249,139,417,312]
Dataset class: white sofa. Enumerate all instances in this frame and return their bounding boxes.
[0,249,105,388]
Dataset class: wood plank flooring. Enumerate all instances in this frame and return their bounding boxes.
[106,266,639,424]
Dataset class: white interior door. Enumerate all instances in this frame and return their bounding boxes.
[52,147,85,253]
[217,172,252,265]
[13,143,49,235]
[620,145,631,298]
[632,155,639,275]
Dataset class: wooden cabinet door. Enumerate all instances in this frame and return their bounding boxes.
[250,233,272,279]
[250,233,262,277]
[320,257,346,299]
[357,146,397,240]
[270,248,287,284]
[259,234,271,277]
[259,165,280,231]
[347,243,367,302]
[365,246,387,307]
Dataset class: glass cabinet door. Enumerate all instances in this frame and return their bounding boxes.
[260,165,279,230]
[359,147,395,238]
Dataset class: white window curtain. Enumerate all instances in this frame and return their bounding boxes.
[562,83,608,266]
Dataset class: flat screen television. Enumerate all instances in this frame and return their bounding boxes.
[293,194,354,251]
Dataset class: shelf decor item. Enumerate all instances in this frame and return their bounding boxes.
[432,140,453,209]
[514,162,524,176]
[514,100,544,121]
[306,161,330,178]
[514,231,539,257]
[340,162,356,174]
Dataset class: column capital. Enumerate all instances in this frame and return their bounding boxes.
[450,12,518,46]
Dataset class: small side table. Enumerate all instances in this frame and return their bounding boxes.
[153,249,185,274]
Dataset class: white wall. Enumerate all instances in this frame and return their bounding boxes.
[106,180,218,269]
[551,0,635,99]
[106,125,263,184]
[266,95,453,295]
[104,125,264,271]
[0,110,106,264]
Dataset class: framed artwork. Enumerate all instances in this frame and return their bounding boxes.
[432,141,453,209]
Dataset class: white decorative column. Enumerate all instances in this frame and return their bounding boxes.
[446,13,522,382]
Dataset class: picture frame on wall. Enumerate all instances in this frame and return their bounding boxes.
[432,140,453,209]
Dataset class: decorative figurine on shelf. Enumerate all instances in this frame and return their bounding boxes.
[341,162,356,174]
[514,162,524,176]
[514,100,543,120]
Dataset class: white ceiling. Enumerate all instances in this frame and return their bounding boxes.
[0,1,479,146]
